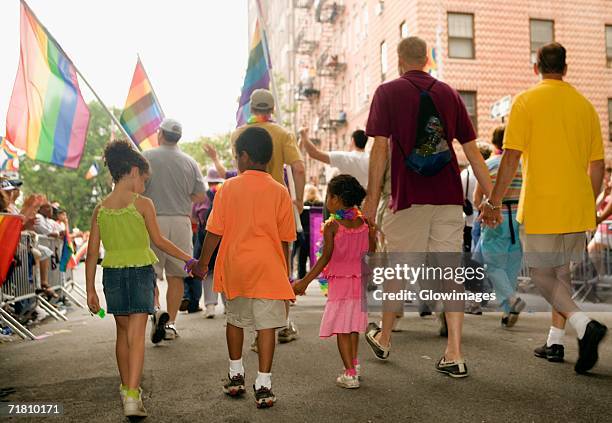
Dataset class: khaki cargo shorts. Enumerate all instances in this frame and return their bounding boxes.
[520,227,586,268]
[225,297,287,330]
[151,215,192,279]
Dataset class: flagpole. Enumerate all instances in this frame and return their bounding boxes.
[137,53,166,118]
[19,0,138,148]
[254,0,303,232]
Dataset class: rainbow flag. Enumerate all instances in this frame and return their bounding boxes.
[59,233,75,272]
[236,20,271,126]
[0,136,20,172]
[6,1,90,169]
[425,47,438,75]
[0,214,23,286]
[119,58,164,151]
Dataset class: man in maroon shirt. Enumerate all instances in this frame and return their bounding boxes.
[363,36,493,378]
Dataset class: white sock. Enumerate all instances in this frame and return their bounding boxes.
[255,371,272,389]
[546,326,565,347]
[568,312,591,340]
[229,359,244,377]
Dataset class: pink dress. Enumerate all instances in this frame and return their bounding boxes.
[319,219,369,338]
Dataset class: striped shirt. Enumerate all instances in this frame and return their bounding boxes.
[487,155,523,213]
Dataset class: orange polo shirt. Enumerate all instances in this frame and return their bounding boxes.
[206,170,297,300]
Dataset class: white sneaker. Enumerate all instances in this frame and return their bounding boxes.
[123,393,147,417]
[164,323,178,340]
[205,304,215,319]
[336,373,360,389]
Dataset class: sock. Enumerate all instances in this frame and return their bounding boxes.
[126,388,140,399]
[255,372,272,389]
[546,326,565,347]
[229,358,244,377]
[352,358,359,367]
[568,312,591,340]
[120,384,127,392]
[345,368,357,377]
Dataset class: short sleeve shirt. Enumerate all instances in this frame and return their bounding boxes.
[503,80,604,234]
[329,151,370,188]
[143,145,207,216]
[230,121,303,185]
[366,71,476,212]
[206,170,296,300]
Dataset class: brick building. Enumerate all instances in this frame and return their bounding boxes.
[251,0,612,186]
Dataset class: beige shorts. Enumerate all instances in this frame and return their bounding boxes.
[151,215,192,279]
[520,227,586,268]
[382,204,463,253]
[225,297,287,330]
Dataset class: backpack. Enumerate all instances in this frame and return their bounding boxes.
[396,79,452,176]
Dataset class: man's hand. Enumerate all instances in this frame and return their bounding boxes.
[362,194,378,223]
[298,127,309,147]
[478,203,503,228]
[190,260,208,279]
[293,279,309,296]
[202,143,218,161]
[293,199,304,215]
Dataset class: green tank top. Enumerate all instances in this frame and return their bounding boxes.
[97,194,158,268]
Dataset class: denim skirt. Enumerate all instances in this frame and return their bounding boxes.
[102,265,155,315]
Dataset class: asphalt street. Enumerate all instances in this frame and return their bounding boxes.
[1,267,612,422]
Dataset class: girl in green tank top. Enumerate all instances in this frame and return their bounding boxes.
[85,140,194,418]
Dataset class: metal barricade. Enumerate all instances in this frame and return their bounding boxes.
[37,235,87,310]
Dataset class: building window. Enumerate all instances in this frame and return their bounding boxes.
[380,41,388,81]
[607,25,612,67]
[609,99,612,141]
[448,13,474,59]
[400,21,409,39]
[459,91,477,131]
[530,19,554,63]
[363,64,370,105]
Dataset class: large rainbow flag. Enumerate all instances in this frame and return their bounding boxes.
[6,1,90,169]
[119,58,164,151]
[236,20,271,126]
[0,214,23,286]
[0,136,20,172]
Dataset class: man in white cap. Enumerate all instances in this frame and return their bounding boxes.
[143,118,207,342]
[230,88,306,344]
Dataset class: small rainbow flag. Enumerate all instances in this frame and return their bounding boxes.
[59,233,76,272]
[0,214,23,286]
[425,47,438,75]
[0,136,20,172]
[236,19,271,126]
[119,58,164,151]
[6,1,90,169]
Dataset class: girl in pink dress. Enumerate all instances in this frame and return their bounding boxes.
[293,175,375,389]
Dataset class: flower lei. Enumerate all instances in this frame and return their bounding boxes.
[247,114,275,124]
[325,207,362,224]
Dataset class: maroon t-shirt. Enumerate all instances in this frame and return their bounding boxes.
[366,71,476,212]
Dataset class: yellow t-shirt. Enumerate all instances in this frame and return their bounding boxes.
[230,121,303,185]
[503,79,604,234]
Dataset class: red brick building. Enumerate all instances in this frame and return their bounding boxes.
[253,0,612,185]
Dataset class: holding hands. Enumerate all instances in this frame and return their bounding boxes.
[292,279,309,296]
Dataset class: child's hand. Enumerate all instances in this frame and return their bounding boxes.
[292,279,308,296]
[87,292,100,314]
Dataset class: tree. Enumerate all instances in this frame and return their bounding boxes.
[18,102,118,230]
[180,132,234,169]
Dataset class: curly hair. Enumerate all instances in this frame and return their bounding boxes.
[327,174,366,208]
[104,139,150,183]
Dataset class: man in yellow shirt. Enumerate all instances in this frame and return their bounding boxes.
[481,43,607,374]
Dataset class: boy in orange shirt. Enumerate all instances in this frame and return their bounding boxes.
[192,127,296,408]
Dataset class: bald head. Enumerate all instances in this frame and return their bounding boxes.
[398,36,428,71]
